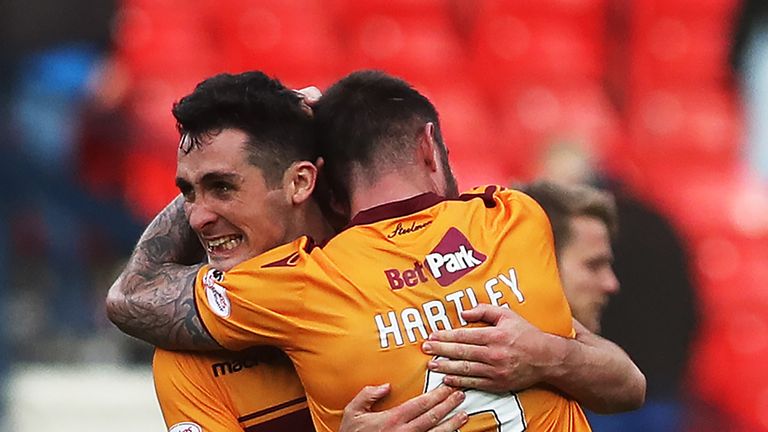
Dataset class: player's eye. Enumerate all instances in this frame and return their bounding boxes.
[212,181,235,198]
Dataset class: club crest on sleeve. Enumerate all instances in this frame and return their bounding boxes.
[205,280,231,318]
[203,268,224,289]
[169,422,202,432]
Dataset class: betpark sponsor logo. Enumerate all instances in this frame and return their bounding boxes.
[384,227,486,289]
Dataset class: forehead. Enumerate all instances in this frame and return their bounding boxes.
[176,129,253,179]
[568,216,612,249]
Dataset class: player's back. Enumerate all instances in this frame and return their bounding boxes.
[299,186,590,431]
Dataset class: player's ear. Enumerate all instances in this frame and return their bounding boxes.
[418,122,439,173]
[285,161,318,205]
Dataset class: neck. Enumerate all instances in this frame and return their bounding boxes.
[286,201,335,242]
[349,170,437,216]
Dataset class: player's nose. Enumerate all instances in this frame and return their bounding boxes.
[603,269,620,295]
[187,200,219,232]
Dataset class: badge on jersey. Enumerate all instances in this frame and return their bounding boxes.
[169,422,202,432]
[203,268,231,318]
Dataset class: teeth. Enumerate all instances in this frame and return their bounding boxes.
[207,235,241,252]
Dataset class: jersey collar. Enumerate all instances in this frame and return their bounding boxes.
[347,192,445,227]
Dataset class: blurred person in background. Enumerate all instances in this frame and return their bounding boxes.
[732,0,768,182]
[536,143,697,432]
[519,181,620,335]
[423,180,642,415]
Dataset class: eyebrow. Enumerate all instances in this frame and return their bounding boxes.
[199,171,242,185]
[175,171,242,190]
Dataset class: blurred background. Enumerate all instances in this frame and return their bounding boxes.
[1,0,767,430]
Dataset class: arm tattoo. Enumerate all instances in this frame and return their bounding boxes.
[107,196,220,350]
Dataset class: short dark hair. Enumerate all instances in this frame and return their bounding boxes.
[519,181,618,255]
[172,71,316,187]
[313,70,451,197]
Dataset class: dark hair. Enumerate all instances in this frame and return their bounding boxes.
[519,181,618,255]
[172,71,316,187]
[313,70,454,198]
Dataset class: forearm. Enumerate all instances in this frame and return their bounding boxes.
[106,196,218,350]
[543,321,646,413]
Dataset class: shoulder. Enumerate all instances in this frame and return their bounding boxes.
[457,185,545,217]
[226,236,316,276]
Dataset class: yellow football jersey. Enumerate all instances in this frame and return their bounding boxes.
[153,347,313,431]
[194,186,591,432]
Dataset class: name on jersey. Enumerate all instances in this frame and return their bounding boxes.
[375,268,525,349]
[384,227,487,289]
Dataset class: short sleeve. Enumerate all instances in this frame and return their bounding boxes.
[153,349,241,432]
[498,188,576,337]
[193,238,312,351]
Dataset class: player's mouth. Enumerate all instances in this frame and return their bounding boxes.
[206,234,243,254]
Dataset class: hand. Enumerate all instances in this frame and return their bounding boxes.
[421,304,563,393]
[295,86,322,116]
[339,384,468,432]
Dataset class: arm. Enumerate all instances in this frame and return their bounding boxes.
[106,196,220,350]
[340,384,468,432]
[422,304,646,414]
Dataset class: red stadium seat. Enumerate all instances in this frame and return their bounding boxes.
[332,0,467,85]
[632,0,739,18]
[467,0,607,90]
[113,0,221,78]
[690,300,768,431]
[492,81,622,179]
[626,87,743,168]
[627,15,735,88]
[639,167,768,243]
[205,0,343,84]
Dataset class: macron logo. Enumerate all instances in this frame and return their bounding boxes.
[425,228,486,287]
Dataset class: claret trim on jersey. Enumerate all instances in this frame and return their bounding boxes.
[261,237,316,268]
[345,185,503,228]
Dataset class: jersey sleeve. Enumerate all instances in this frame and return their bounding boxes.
[193,238,312,351]
[501,188,577,338]
[153,349,242,432]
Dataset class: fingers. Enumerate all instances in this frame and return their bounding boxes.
[440,375,506,393]
[459,303,508,325]
[427,358,494,379]
[344,384,391,416]
[427,411,469,432]
[294,86,322,117]
[427,326,494,345]
[393,385,455,420]
[405,389,467,431]
[422,341,487,362]
[296,86,322,104]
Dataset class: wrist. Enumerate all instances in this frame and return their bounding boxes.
[538,333,572,386]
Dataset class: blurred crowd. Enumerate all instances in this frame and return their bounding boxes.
[1,0,767,430]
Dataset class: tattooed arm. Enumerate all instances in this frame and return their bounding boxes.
[106,196,221,350]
